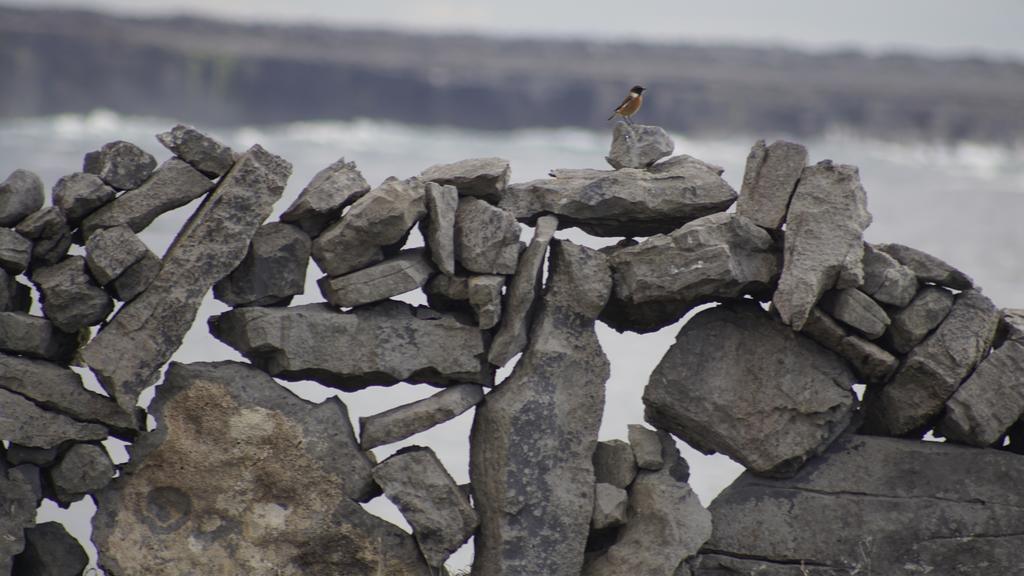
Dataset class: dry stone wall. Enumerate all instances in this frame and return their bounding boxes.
[0,122,1021,575]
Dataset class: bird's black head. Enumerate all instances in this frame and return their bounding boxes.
[631,85,646,95]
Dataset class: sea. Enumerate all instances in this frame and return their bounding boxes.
[2,110,1023,572]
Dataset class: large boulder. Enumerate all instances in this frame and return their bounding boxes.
[83,140,157,191]
[213,222,311,307]
[420,157,510,203]
[359,384,484,450]
[605,123,674,169]
[735,139,807,229]
[156,124,236,179]
[279,157,370,237]
[454,197,521,275]
[0,169,44,227]
[31,256,114,332]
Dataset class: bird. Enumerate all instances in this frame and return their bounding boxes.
[608,85,645,125]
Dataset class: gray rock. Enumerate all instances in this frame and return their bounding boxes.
[0,169,44,227]
[156,124,236,179]
[772,161,872,331]
[82,140,157,190]
[360,384,484,450]
[468,274,504,329]
[423,273,471,312]
[500,155,737,237]
[645,302,857,476]
[1002,309,1024,342]
[319,248,435,308]
[84,225,149,285]
[0,268,30,313]
[471,240,612,576]
[736,139,808,229]
[605,123,675,169]
[628,425,666,471]
[32,256,114,332]
[454,197,521,275]
[691,434,1024,576]
[92,361,430,576]
[0,463,39,576]
[4,444,59,467]
[80,145,290,411]
[12,521,89,576]
[423,182,458,275]
[0,227,32,273]
[593,440,637,489]
[214,222,311,307]
[51,172,116,225]
[280,157,370,237]
[800,308,898,384]
[110,250,160,302]
[81,157,215,239]
[0,312,78,364]
[863,289,999,436]
[938,337,1024,446]
[818,288,890,340]
[488,214,557,366]
[603,212,779,333]
[50,442,114,505]
[861,243,917,307]
[0,388,108,448]
[876,242,974,290]
[210,301,491,390]
[15,206,72,267]
[591,483,629,530]
[885,286,955,354]
[311,176,427,277]
[420,157,510,203]
[373,447,478,568]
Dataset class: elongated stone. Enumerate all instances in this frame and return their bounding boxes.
[156,124,236,179]
[423,182,458,275]
[0,388,108,448]
[420,157,510,203]
[318,249,434,308]
[736,139,807,229]
[359,384,484,450]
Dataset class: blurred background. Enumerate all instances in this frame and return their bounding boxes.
[2,1,1023,572]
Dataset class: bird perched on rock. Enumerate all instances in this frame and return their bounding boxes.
[608,85,645,124]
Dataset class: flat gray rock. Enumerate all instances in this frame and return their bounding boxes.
[423,182,458,275]
[468,274,504,329]
[81,157,215,239]
[83,140,157,190]
[12,521,89,576]
[420,157,510,203]
[863,289,999,436]
[591,483,628,530]
[85,225,149,285]
[0,169,44,227]
[156,124,236,179]
[92,361,430,576]
[500,155,737,237]
[80,145,290,411]
[627,424,666,470]
[111,250,160,302]
[373,446,478,568]
[210,301,491,390]
[0,388,108,448]
[605,123,674,169]
[280,157,370,237]
[471,240,611,576]
[772,160,872,331]
[818,288,890,340]
[800,307,898,384]
[885,286,955,354]
[593,440,637,489]
[736,139,807,229]
[319,248,435,308]
[0,464,39,576]
[877,242,974,290]
[360,384,484,450]
[689,435,1024,575]
[50,442,114,505]
[214,222,310,307]
[311,176,426,277]
[0,228,32,274]
[0,312,78,364]
[454,197,521,275]
[15,206,72,267]
[51,171,116,225]
[939,335,1024,446]
[861,243,917,307]
[645,302,857,476]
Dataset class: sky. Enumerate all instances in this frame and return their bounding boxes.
[6,0,1024,60]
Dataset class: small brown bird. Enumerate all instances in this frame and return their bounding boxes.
[608,85,645,124]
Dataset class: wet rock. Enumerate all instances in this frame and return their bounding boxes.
[0,312,78,364]
[818,288,890,340]
[468,274,504,329]
[0,228,32,273]
[939,335,1024,446]
[645,302,857,476]
[0,269,30,313]
[92,361,429,576]
[15,206,72,267]
[471,241,612,576]
[84,225,149,285]
[210,301,491,390]
[12,521,89,576]
[863,290,999,436]
[593,440,637,489]
[80,145,290,411]
[736,139,807,229]
[156,124,236,179]
[81,158,215,239]
[360,384,484,450]
[50,442,114,505]
[861,243,917,307]
[0,464,39,575]
[110,250,160,302]
[772,161,872,331]
[605,123,674,169]
[885,286,955,354]
[0,169,45,227]
[500,155,737,237]
[454,197,520,275]
[488,214,557,366]
[83,140,158,190]
[800,308,898,384]
[214,222,311,307]
[280,157,370,237]
[876,242,973,290]
[592,483,629,530]
[318,248,435,308]
[422,182,458,275]
[628,424,666,470]
[311,176,426,277]
[373,447,478,568]
[0,388,108,448]
[690,434,1024,576]
[51,172,116,225]
[420,157,511,203]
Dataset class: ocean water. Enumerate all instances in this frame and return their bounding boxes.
[2,110,1024,571]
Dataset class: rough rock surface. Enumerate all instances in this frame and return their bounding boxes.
[736,139,807,229]
[645,302,857,476]
[12,521,89,576]
[91,361,427,576]
[0,169,45,227]
[280,157,370,237]
[690,435,1024,575]
[111,250,160,302]
[939,334,1024,446]
[51,171,116,224]
[318,248,435,308]
[800,308,898,384]
[885,286,955,354]
[772,161,872,331]
[605,123,674,169]
[0,228,32,274]
[420,157,510,203]
[468,274,504,329]
[15,206,72,267]
[0,388,108,448]
[157,124,236,179]
[5,444,58,467]
[861,243,917,307]
[454,197,521,275]
[214,222,310,307]
[593,440,637,489]
[84,225,149,285]
[360,384,484,450]
[471,240,612,576]
[0,312,78,364]
[0,269,30,313]
[628,425,666,470]
[210,301,491,389]
[591,483,628,530]
[80,145,290,411]
[877,242,974,290]
[83,140,157,190]
[423,182,458,275]
[373,447,479,568]
[423,273,471,312]
[0,464,39,575]
[500,155,737,237]
[31,256,113,332]
[50,442,115,504]
[817,288,890,340]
